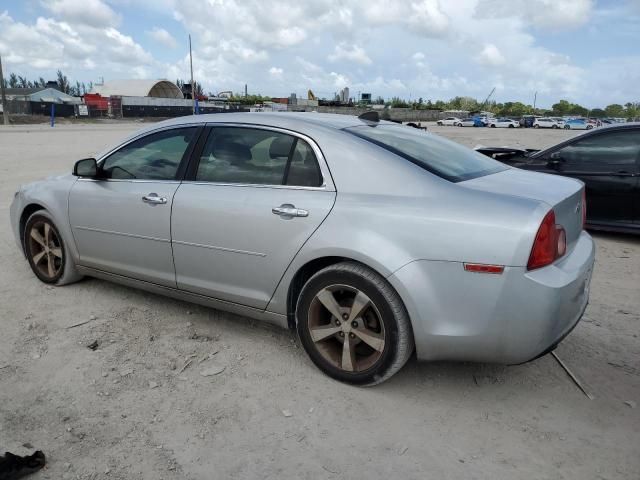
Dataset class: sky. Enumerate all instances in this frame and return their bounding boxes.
[0,0,639,108]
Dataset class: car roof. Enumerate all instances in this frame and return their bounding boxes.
[95,112,397,159]
[146,112,370,133]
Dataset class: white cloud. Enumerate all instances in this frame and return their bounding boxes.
[147,27,177,49]
[0,0,633,107]
[477,44,505,66]
[408,0,450,36]
[0,10,154,80]
[328,44,372,65]
[269,66,283,78]
[475,0,594,30]
[42,0,120,27]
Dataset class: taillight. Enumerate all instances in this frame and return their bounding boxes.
[527,210,566,270]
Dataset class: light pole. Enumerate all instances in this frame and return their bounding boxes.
[189,34,196,115]
[0,54,9,125]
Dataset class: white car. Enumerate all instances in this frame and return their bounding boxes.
[489,118,519,128]
[457,118,476,127]
[437,117,462,126]
[533,118,561,129]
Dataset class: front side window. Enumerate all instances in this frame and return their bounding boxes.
[558,130,640,171]
[196,127,322,186]
[345,124,506,182]
[101,127,196,180]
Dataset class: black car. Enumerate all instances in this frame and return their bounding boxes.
[476,123,640,233]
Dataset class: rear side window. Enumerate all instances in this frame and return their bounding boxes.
[196,127,322,186]
[345,124,506,182]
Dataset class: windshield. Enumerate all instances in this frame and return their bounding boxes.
[345,124,507,182]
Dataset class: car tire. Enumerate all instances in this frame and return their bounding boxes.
[587,125,593,130]
[437,122,442,126]
[457,123,462,127]
[296,262,414,386]
[491,124,496,128]
[508,124,514,128]
[533,124,539,128]
[552,125,558,129]
[24,211,83,286]
[564,125,570,129]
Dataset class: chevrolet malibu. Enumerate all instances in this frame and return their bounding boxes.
[10,112,595,385]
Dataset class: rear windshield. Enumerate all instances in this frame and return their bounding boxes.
[345,124,507,182]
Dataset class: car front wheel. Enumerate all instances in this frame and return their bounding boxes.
[24,211,82,285]
[564,125,570,129]
[296,262,414,385]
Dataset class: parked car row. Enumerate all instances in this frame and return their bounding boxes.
[438,115,621,130]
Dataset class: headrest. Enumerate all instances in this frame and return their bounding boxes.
[269,136,294,159]
[212,139,252,163]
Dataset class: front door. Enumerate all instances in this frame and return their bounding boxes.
[69,126,200,286]
[527,129,640,225]
[171,125,336,309]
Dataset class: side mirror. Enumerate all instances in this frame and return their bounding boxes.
[547,151,563,168]
[73,158,98,177]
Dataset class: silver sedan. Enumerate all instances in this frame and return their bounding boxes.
[10,112,595,385]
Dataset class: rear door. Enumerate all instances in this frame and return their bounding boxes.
[171,125,336,309]
[527,129,640,225]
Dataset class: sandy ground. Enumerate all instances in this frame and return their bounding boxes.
[1,120,638,480]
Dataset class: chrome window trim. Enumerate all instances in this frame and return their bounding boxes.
[77,178,181,184]
[95,123,202,164]
[197,122,335,191]
[179,181,329,191]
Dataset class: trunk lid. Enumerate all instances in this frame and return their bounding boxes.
[460,168,584,250]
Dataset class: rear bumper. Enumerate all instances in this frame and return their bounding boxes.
[388,231,595,364]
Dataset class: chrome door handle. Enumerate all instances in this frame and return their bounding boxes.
[272,204,309,218]
[142,193,167,205]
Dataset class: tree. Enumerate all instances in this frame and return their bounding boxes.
[56,69,70,94]
[604,103,625,117]
[551,99,571,116]
[8,73,18,88]
[590,108,606,118]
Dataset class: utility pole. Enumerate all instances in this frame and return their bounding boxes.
[0,53,9,125]
[189,34,196,115]
[533,91,537,112]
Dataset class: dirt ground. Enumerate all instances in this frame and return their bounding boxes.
[1,120,638,480]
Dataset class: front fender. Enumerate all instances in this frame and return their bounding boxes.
[11,174,79,262]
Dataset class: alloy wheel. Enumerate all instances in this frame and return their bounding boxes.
[307,284,386,373]
[27,220,63,280]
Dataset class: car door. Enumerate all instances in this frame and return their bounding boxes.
[171,125,336,309]
[69,125,201,286]
[527,129,640,225]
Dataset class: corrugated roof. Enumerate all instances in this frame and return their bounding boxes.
[91,79,183,98]
[29,88,81,104]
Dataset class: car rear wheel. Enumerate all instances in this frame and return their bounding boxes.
[24,211,82,285]
[508,124,514,128]
[491,124,496,128]
[552,125,558,129]
[564,125,570,129]
[587,125,593,130]
[533,124,539,128]
[296,262,414,385]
